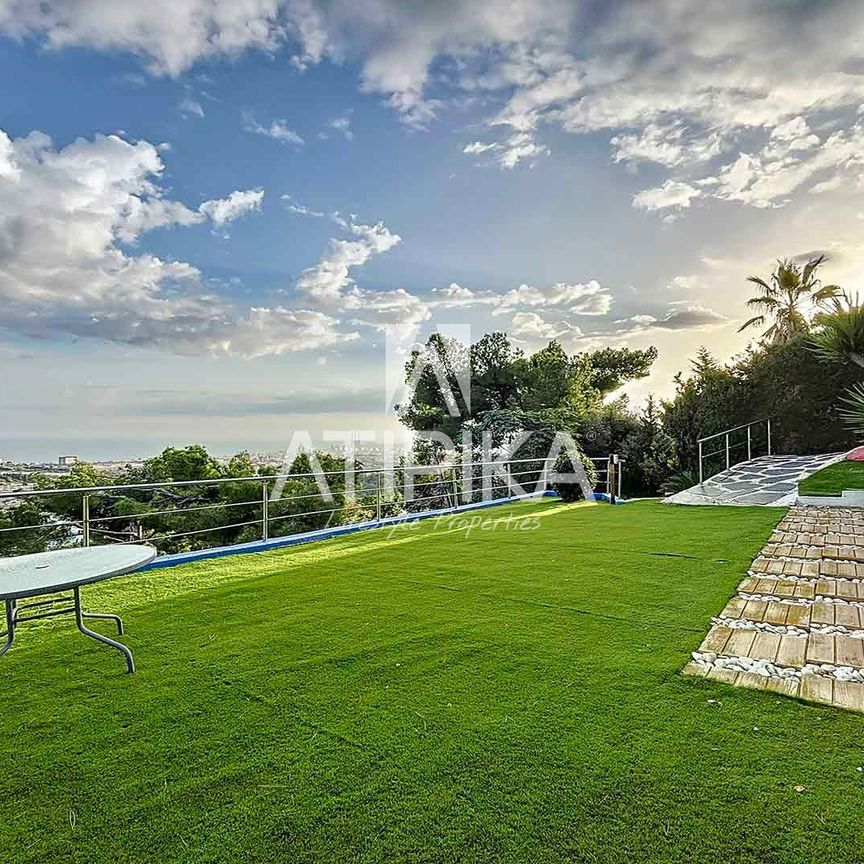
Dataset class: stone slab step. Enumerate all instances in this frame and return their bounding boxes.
[749,543,864,579]
[739,574,864,600]
[683,659,864,712]
[769,531,864,548]
[698,625,864,666]
[723,596,864,629]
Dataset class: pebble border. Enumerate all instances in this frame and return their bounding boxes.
[737,591,864,607]
[691,651,864,684]
[712,615,864,638]
[746,569,862,586]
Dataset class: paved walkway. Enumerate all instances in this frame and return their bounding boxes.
[684,506,864,713]
[666,453,842,506]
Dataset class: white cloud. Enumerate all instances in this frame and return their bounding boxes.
[198,188,264,227]
[324,113,353,140]
[432,279,613,317]
[178,97,204,118]
[623,303,727,332]
[431,282,496,308]
[0,0,284,75]
[119,197,202,243]
[611,124,724,169]
[9,3,864,209]
[281,196,327,218]
[0,126,348,356]
[0,131,19,180]
[612,125,686,168]
[243,115,305,146]
[225,307,357,357]
[495,280,613,315]
[633,180,702,213]
[346,288,430,338]
[296,220,401,303]
[509,311,579,340]
[293,216,429,338]
[497,131,548,169]
[462,131,548,169]
[119,187,263,242]
[463,141,499,155]
[702,119,864,208]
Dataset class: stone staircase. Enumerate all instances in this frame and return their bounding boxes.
[684,506,864,712]
[666,453,843,506]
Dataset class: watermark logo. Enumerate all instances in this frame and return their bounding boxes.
[269,321,597,511]
[386,323,472,420]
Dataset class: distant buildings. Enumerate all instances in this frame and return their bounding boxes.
[58,455,79,467]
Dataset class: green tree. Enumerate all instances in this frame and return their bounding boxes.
[397,333,471,443]
[140,445,222,483]
[739,255,841,345]
[577,346,658,397]
[662,339,860,472]
[0,502,64,555]
[620,396,678,494]
[661,349,744,472]
[470,332,523,413]
[33,462,113,524]
[514,341,597,414]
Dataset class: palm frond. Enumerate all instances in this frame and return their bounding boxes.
[745,296,780,309]
[839,381,864,435]
[737,315,765,333]
[813,284,843,306]
[801,254,826,287]
[745,276,773,293]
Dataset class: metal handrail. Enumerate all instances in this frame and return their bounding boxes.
[0,457,555,499]
[697,418,772,445]
[697,418,773,484]
[0,454,622,559]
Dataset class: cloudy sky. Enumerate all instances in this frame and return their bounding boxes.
[2,0,864,460]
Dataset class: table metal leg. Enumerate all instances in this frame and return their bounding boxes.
[0,600,14,658]
[81,611,123,635]
[73,587,135,674]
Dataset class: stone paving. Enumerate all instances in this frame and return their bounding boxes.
[683,506,864,713]
[665,453,843,506]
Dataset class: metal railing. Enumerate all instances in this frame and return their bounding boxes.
[697,418,773,484]
[0,455,622,559]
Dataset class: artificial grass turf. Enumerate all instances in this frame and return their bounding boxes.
[798,459,864,496]
[1,500,864,863]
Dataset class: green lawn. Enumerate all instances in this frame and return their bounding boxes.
[798,459,864,496]
[2,499,864,863]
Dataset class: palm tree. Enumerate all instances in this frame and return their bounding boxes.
[809,293,864,434]
[739,255,841,344]
[810,293,864,368]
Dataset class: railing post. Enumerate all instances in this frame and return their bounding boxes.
[725,433,730,469]
[616,455,622,500]
[609,455,617,505]
[261,481,269,541]
[747,425,752,461]
[376,471,382,522]
[82,494,91,547]
[767,418,772,455]
[451,466,459,509]
[698,440,704,485]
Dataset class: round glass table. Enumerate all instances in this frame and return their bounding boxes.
[0,545,156,673]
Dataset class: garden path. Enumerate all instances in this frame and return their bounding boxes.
[685,506,864,713]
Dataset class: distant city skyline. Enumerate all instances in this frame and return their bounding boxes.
[3,1,864,457]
